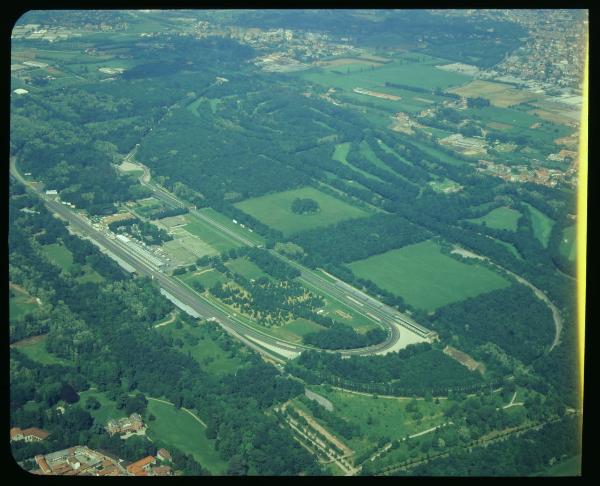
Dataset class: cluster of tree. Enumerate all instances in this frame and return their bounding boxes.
[108,216,173,244]
[303,323,387,350]
[291,197,320,214]
[242,247,301,280]
[286,343,484,397]
[466,96,491,108]
[401,415,580,476]
[291,213,430,267]
[138,205,188,221]
[210,274,323,326]
[427,283,554,364]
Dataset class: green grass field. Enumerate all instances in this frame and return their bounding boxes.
[234,186,370,237]
[180,269,228,289]
[181,213,243,252]
[524,203,555,247]
[40,243,74,271]
[332,143,384,182]
[146,399,227,475]
[495,239,521,259]
[348,240,510,311]
[466,206,522,231]
[78,388,123,428]
[533,454,581,476]
[559,225,577,262]
[197,207,265,246]
[158,321,248,377]
[12,336,72,367]
[9,285,39,321]
[298,386,449,456]
[225,257,268,280]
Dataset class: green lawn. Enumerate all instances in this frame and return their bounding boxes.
[9,286,38,321]
[234,186,371,237]
[146,399,227,475]
[78,389,123,428]
[533,454,581,476]
[559,225,577,262]
[299,386,449,456]
[348,239,510,311]
[225,257,268,280]
[524,203,555,247]
[283,318,327,337]
[467,206,522,231]
[181,213,243,252]
[12,336,73,367]
[40,243,74,271]
[180,268,228,289]
[158,321,247,377]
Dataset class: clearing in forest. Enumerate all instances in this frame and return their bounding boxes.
[466,206,522,231]
[234,186,370,237]
[347,239,510,311]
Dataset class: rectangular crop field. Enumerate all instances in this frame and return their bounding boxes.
[466,206,522,231]
[146,399,227,475]
[348,239,510,311]
[234,186,371,237]
[447,80,539,108]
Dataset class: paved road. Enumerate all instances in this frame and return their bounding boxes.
[136,162,435,353]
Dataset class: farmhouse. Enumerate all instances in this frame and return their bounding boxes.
[10,427,50,442]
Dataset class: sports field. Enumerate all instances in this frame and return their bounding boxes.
[467,206,522,231]
[234,186,371,237]
[146,399,227,475]
[348,240,510,311]
[524,203,555,247]
[559,225,577,262]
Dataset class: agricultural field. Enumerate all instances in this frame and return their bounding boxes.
[9,284,39,321]
[524,203,555,247]
[146,399,228,475]
[234,186,371,237]
[447,80,539,108]
[466,206,522,231]
[559,224,577,262]
[348,239,510,311]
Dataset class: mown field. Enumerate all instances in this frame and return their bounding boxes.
[524,203,555,247]
[11,335,72,367]
[466,206,522,231]
[225,257,268,280]
[179,268,228,290]
[348,239,510,311]
[447,79,539,108]
[559,224,577,262]
[332,142,385,182]
[146,399,228,475]
[296,386,450,457]
[181,213,243,252]
[234,186,371,237]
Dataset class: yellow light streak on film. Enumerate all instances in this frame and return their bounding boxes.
[577,34,588,411]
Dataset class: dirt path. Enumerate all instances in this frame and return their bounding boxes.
[153,312,177,329]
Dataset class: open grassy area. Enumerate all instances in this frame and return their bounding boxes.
[181,213,243,252]
[12,336,73,367]
[225,257,268,280]
[299,386,449,456]
[234,186,370,237]
[40,243,74,271]
[348,239,510,311]
[179,268,228,289]
[559,225,577,262]
[447,80,539,108]
[158,320,248,377]
[146,399,227,475]
[533,454,581,477]
[9,285,39,321]
[78,388,123,428]
[466,206,522,231]
[524,203,555,247]
[332,143,384,182]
